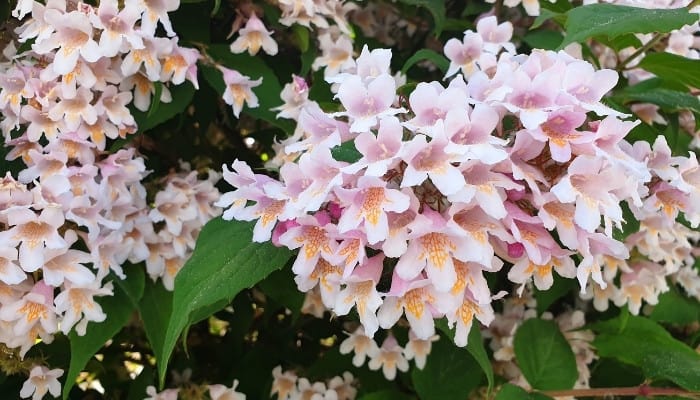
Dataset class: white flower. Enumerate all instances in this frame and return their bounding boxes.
[20,366,63,400]
[209,379,246,400]
[230,13,278,56]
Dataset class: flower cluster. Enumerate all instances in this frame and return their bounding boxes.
[218,14,700,349]
[340,326,439,380]
[271,366,357,400]
[0,1,221,390]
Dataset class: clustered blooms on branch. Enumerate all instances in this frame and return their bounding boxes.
[0,0,222,393]
[218,14,700,352]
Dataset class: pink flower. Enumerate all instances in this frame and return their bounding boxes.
[400,131,466,197]
[476,16,515,54]
[335,176,410,244]
[444,31,484,78]
[20,365,63,400]
[219,67,262,118]
[278,215,338,279]
[230,13,278,56]
[0,205,66,272]
[335,73,404,132]
[343,116,403,177]
[91,0,144,57]
[560,61,619,115]
[126,0,179,37]
[378,273,445,339]
[406,80,469,130]
[551,155,626,233]
[33,9,101,74]
[395,208,476,292]
[367,334,409,380]
[523,109,590,163]
[334,255,384,337]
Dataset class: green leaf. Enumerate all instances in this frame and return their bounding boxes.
[257,266,304,319]
[436,319,494,392]
[292,25,310,52]
[133,82,196,133]
[64,267,145,399]
[331,140,362,163]
[358,390,415,400]
[534,274,577,315]
[411,335,483,400]
[561,5,698,48]
[616,80,700,114]
[201,45,295,134]
[397,0,446,35]
[523,30,564,51]
[156,218,292,385]
[531,9,566,30]
[650,288,700,325]
[137,279,173,363]
[146,81,163,119]
[591,314,700,390]
[638,52,700,90]
[401,49,449,75]
[495,384,553,400]
[513,318,578,390]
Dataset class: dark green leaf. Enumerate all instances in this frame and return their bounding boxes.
[534,274,577,315]
[531,9,566,30]
[561,5,698,48]
[495,384,553,400]
[146,81,163,119]
[137,279,173,362]
[133,82,196,133]
[513,318,578,390]
[590,358,644,388]
[257,266,304,319]
[401,49,449,75]
[523,30,564,51]
[593,33,643,52]
[638,52,700,90]
[331,140,362,163]
[156,218,292,385]
[650,288,700,325]
[64,267,145,399]
[591,314,700,390]
[436,319,494,392]
[397,0,446,35]
[617,81,700,114]
[292,25,310,52]
[412,335,483,400]
[358,390,415,400]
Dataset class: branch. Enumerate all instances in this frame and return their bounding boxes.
[539,385,700,398]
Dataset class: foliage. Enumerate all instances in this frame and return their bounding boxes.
[0,0,699,400]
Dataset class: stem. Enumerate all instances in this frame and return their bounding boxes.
[617,33,664,70]
[540,385,700,398]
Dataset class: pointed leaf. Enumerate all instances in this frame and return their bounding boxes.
[156,218,292,385]
[513,318,577,390]
[411,335,483,400]
[561,5,698,48]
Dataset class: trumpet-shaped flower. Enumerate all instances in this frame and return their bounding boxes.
[19,366,63,400]
[220,67,262,118]
[335,73,404,132]
[230,13,278,56]
[335,176,410,244]
[368,335,409,381]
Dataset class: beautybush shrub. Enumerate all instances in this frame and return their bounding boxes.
[0,0,698,399]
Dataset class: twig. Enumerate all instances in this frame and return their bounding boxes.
[617,33,664,70]
[539,385,700,398]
